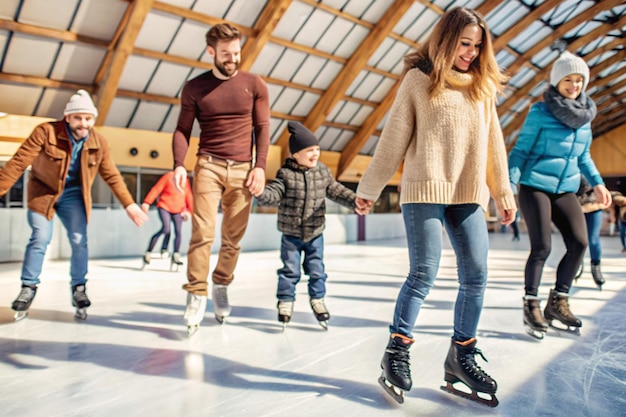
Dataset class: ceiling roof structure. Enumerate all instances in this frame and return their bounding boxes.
[0,0,625,179]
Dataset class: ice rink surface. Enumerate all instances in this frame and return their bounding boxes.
[1,233,625,417]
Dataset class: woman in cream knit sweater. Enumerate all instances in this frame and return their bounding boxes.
[356,7,516,407]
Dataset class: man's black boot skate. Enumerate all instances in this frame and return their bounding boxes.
[12,285,37,321]
[72,284,91,320]
[523,296,548,340]
[378,333,413,403]
[441,337,499,407]
[544,289,582,335]
[590,262,605,290]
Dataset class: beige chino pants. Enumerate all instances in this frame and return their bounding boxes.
[183,155,253,296]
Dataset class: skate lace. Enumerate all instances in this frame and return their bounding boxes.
[388,347,411,376]
[214,286,229,307]
[461,348,491,381]
[310,299,328,315]
[17,287,35,302]
[278,301,294,316]
[187,295,202,315]
[73,286,88,303]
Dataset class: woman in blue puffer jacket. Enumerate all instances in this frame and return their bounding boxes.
[508,51,612,339]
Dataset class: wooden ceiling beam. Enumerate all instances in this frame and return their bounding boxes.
[0,18,109,47]
[95,5,137,86]
[273,0,416,157]
[492,0,563,51]
[337,79,401,177]
[94,0,154,125]
[239,0,292,72]
[504,0,624,75]
[498,7,626,116]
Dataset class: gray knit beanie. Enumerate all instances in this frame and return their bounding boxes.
[550,51,590,91]
[64,89,98,117]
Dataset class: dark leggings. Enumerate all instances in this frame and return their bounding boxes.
[147,207,183,253]
[518,185,588,295]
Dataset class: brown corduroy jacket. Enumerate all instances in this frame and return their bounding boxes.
[0,120,134,221]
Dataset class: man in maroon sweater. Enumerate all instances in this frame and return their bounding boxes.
[172,23,270,333]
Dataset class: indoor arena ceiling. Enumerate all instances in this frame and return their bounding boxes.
[0,0,625,178]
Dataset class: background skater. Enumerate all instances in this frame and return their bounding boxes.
[0,90,147,320]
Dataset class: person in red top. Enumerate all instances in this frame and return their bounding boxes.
[171,23,270,333]
[141,171,193,270]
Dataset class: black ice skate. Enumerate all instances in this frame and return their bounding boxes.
[309,298,330,330]
[170,252,183,272]
[440,337,499,408]
[590,263,605,290]
[378,333,414,404]
[212,284,231,324]
[12,285,37,321]
[544,289,582,336]
[523,296,548,340]
[277,300,294,331]
[72,284,91,320]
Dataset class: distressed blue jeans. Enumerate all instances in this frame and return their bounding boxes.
[21,189,88,287]
[391,203,489,342]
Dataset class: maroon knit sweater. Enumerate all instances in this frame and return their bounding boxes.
[172,70,271,170]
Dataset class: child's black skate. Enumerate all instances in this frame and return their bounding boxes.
[440,337,499,408]
[12,285,37,321]
[378,333,413,404]
[72,284,91,320]
[212,284,231,324]
[523,296,548,340]
[277,300,294,331]
[170,252,183,272]
[544,289,582,336]
[309,298,329,330]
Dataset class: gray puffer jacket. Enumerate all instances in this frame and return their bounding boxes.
[257,158,356,242]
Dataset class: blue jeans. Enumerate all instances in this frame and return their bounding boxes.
[620,220,626,250]
[392,203,489,341]
[21,189,88,287]
[584,210,603,263]
[277,234,327,301]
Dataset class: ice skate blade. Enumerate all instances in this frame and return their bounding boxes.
[378,375,404,404]
[215,315,226,325]
[318,320,329,330]
[523,323,546,340]
[74,308,88,320]
[13,311,28,322]
[187,325,199,336]
[548,322,581,336]
[440,382,499,408]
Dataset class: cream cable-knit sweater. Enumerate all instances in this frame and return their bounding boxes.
[357,68,516,213]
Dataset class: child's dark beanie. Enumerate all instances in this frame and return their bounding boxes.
[288,121,319,154]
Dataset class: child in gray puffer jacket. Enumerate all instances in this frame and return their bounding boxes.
[254,121,369,329]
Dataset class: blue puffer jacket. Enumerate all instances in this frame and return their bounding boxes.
[508,102,603,194]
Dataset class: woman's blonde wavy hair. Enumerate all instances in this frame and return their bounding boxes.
[403,7,508,101]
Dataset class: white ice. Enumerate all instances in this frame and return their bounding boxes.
[0,233,624,417]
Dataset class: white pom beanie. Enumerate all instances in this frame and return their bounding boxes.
[64,89,98,117]
[550,51,590,92]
